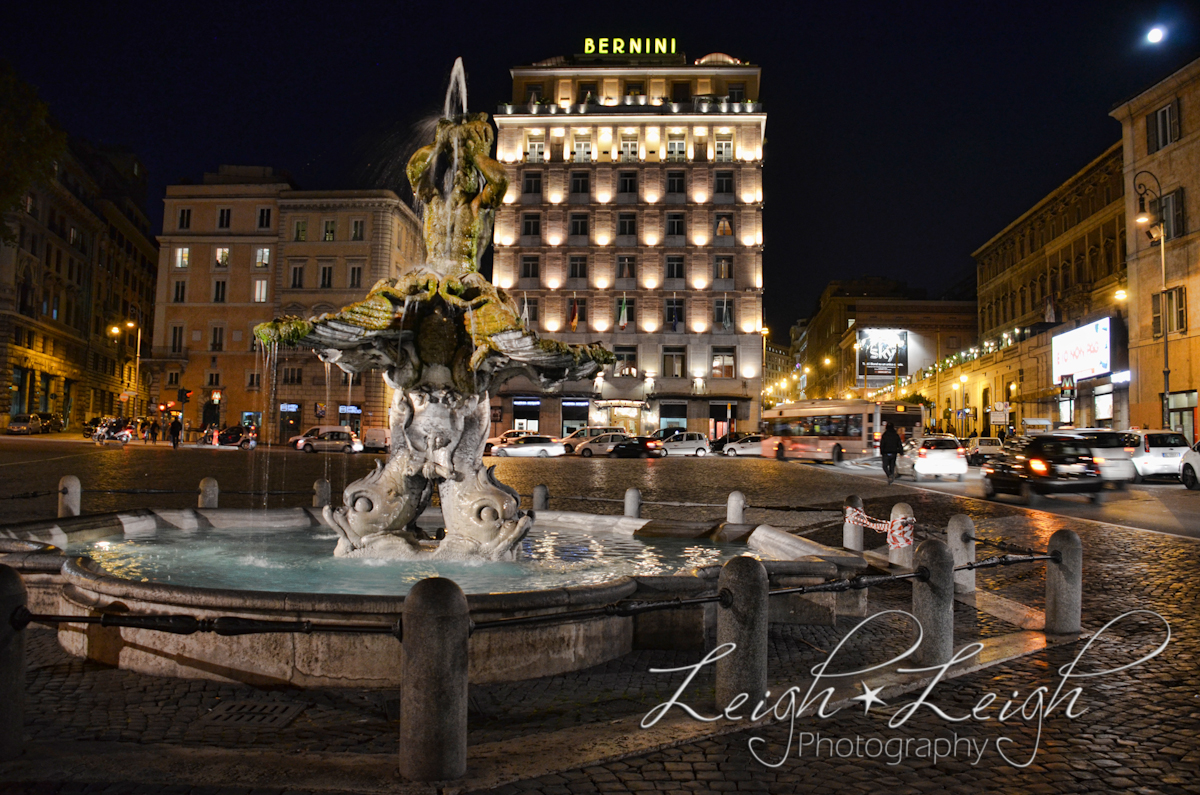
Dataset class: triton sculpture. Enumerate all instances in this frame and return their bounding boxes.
[255,60,611,561]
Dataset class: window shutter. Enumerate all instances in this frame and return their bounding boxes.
[1178,287,1187,332]
[1171,98,1182,143]
[1147,112,1159,154]
[1172,187,1186,237]
[1152,291,1162,337]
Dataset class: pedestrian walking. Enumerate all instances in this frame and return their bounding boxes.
[150,419,160,444]
[879,421,903,485]
[169,417,183,449]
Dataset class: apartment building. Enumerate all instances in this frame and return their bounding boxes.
[152,166,423,441]
[489,46,766,438]
[1111,57,1200,438]
[1,141,157,427]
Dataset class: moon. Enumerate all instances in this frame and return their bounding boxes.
[1147,27,1165,44]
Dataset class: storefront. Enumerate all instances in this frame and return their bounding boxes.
[659,402,687,432]
[561,399,589,437]
[709,401,738,439]
[339,404,362,434]
[512,398,541,432]
[278,402,301,442]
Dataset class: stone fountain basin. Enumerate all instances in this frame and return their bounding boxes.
[0,507,865,688]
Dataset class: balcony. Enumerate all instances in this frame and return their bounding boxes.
[496,99,764,117]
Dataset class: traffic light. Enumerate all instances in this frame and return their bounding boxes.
[177,388,192,404]
[158,403,166,412]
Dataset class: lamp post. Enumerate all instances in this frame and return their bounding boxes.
[951,382,960,439]
[109,320,141,417]
[959,374,968,437]
[1134,170,1171,430]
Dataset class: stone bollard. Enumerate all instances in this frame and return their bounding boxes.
[198,477,219,509]
[888,502,915,569]
[400,576,469,782]
[0,564,27,762]
[1046,529,1082,635]
[716,556,768,710]
[912,538,955,667]
[842,494,864,552]
[947,515,976,594]
[58,475,81,518]
[532,484,550,511]
[727,491,746,525]
[624,487,641,519]
[313,479,331,509]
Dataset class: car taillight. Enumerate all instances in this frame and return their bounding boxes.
[1029,459,1048,474]
[1094,456,1105,464]
[1145,438,1151,453]
[957,447,965,458]
[649,441,660,447]
[918,449,927,458]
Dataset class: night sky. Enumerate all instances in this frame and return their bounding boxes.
[4,0,1198,340]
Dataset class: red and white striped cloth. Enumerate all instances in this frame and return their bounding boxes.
[844,507,916,549]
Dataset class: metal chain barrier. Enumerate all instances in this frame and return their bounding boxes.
[961,534,1044,556]
[0,489,61,501]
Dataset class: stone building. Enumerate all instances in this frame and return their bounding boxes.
[1111,57,1200,438]
[762,338,793,408]
[1,141,157,428]
[890,143,1129,435]
[796,278,977,402]
[151,166,422,442]
[488,46,766,438]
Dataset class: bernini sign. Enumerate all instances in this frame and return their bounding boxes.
[583,37,677,55]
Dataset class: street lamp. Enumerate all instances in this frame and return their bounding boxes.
[1134,170,1171,430]
[951,382,960,439]
[109,320,142,417]
[959,374,968,437]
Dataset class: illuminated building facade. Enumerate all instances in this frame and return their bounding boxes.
[490,45,766,438]
[1,141,157,428]
[153,166,422,441]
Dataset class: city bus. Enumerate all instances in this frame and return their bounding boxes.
[761,399,928,463]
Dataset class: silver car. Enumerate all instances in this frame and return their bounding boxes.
[722,435,763,456]
[661,431,711,457]
[493,435,567,457]
[7,414,43,435]
[297,430,363,453]
[573,432,628,457]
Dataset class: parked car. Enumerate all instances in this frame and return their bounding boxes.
[298,429,362,453]
[608,437,666,458]
[965,437,1003,466]
[557,426,627,454]
[1058,429,1136,487]
[662,431,711,457]
[485,429,535,454]
[896,435,968,482]
[722,435,763,456]
[199,425,259,450]
[6,414,42,435]
[710,431,744,453]
[1180,441,1200,490]
[492,435,566,457]
[288,425,354,447]
[573,432,629,457]
[32,411,64,433]
[361,427,391,453]
[982,434,1103,504]
[1124,430,1192,482]
[648,427,686,442]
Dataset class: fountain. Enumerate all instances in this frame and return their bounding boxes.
[254,57,612,563]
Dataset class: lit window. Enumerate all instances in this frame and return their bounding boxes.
[175,248,189,268]
[323,220,335,241]
[214,247,230,267]
[255,248,270,267]
[253,278,268,303]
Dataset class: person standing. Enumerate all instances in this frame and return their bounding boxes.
[150,419,160,444]
[169,417,183,449]
[879,422,903,485]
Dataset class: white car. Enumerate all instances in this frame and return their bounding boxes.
[1059,429,1136,486]
[557,426,627,454]
[297,430,363,453]
[361,427,391,453]
[723,435,763,456]
[485,429,534,454]
[573,432,629,457]
[1125,430,1192,481]
[896,435,968,482]
[965,437,1003,466]
[662,431,711,457]
[1180,441,1200,490]
[492,435,567,458]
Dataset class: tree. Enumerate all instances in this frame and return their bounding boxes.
[0,61,66,244]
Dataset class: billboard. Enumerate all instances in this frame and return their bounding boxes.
[857,328,908,378]
[1052,317,1111,384]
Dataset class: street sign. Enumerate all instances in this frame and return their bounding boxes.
[1060,374,1076,400]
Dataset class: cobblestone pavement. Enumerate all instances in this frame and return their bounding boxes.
[1,442,1198,793]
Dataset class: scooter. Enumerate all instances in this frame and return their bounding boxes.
[93,421,134,444]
